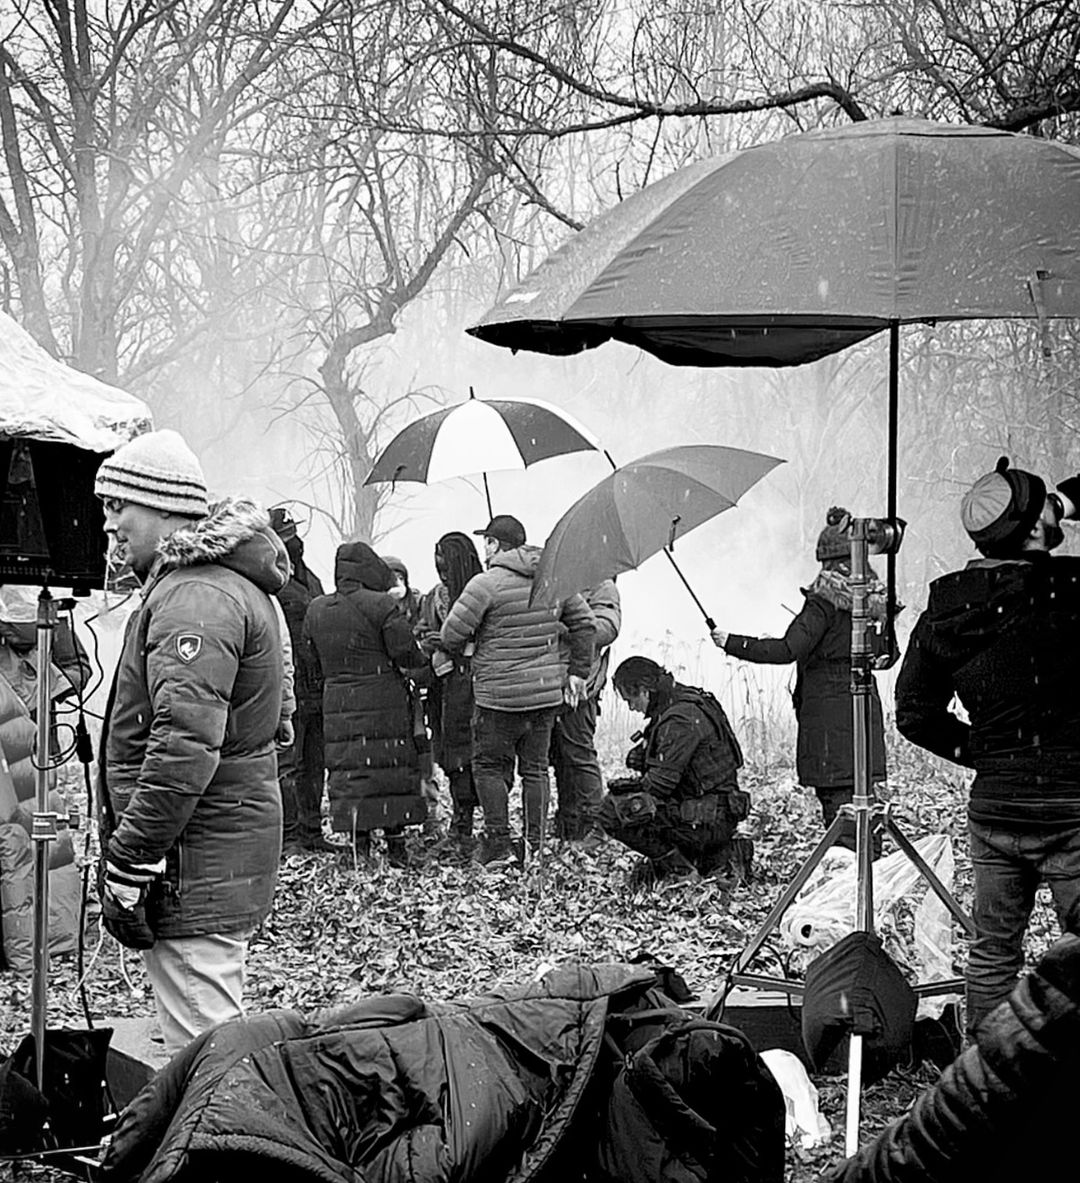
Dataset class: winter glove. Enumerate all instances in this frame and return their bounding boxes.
[100,855,165,951]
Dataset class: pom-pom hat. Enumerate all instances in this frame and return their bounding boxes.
[95,429,209,517]
[961,457,1046,554]
[816,507,853,562]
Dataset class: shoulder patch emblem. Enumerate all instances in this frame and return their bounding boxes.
[175,634,203,663]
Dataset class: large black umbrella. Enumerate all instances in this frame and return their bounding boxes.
[468,114,1080,591]
[530,445,783,620]
[469,116,1080,368]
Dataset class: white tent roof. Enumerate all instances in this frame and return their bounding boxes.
[0,311,152,451]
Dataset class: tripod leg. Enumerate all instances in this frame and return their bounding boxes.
[884,818,975,937]
[729,815,848,980]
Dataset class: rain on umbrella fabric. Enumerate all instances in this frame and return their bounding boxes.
[530,444,783,609]
[469,117,1080,368]
[365,395,601,487]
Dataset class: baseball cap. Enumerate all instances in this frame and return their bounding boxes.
[473,514,526,548]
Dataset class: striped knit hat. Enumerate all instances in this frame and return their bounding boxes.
[94,429,210,517]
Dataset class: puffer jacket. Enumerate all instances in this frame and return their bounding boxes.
[895,553,1080,828]
[0,619,90,802]
[825,933,1080,1183]
[100,961,785,1183]
[724,569,887,788]
[440,546,595,712]
[303,542,427,832]
[101,499,287,940]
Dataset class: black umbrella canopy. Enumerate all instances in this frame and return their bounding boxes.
[468,117,1080,367]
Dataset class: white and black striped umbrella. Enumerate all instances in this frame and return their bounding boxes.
[365,390,601,514]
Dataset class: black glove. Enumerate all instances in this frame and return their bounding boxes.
[98,854,164,951]
[625,743,646,773]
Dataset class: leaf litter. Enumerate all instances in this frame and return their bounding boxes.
[1,747,1063,1182]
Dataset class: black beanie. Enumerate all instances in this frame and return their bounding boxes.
[960,457,1046,555]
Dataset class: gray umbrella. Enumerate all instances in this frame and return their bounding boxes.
[530,444,784,619]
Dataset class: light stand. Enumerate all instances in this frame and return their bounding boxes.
[29,587,79,1091]
[714,520,975,1153]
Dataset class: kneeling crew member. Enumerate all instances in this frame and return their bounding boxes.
[599,656,750,883]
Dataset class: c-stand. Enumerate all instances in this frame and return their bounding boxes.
[30,588,80,1088]
[714,519,975,1153]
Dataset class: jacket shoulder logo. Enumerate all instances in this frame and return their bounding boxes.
[175,634,203,663]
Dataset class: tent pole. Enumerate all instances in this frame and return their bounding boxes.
[602,451,716,629]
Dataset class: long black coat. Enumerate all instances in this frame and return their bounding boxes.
[724,571,886,788]
[303,543,426,833]
[417,583,473,774]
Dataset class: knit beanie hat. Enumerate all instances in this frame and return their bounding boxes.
[816,507,853,562]
[961,456,1046,555]
[95,429,209,517]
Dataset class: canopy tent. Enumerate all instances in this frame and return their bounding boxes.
[0,311,151,452]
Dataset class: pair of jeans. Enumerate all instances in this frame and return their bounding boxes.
[472,706,555,845]
[279,709,325,846]
[551,695,603,837]
[966,818,1080,1033]
[142,929,252,1055]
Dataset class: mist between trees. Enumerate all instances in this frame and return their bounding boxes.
[1,0,1078,707]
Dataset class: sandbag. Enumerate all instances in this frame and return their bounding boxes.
[802,931,916,1084]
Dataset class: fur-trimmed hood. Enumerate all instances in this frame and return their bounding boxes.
[803,568,890,621]
[155,499,288,595]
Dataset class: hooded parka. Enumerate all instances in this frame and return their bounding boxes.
[303,542,427,832]
[724,569,888,788]
[101,499,288,940]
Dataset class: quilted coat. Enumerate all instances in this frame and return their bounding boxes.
[101,499,287,940]
[724,570,886,788]
[440,546,595,712]
[303,542,427,832]
[100,962,785,1183]
[825,932,1080,1182]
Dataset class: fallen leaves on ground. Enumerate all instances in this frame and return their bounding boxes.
[0,748,1063,1183]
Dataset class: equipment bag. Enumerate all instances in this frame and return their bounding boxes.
[595,1003,786,1183]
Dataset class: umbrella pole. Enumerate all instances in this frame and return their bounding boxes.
[601,450,716,629]
[482,472,493,520]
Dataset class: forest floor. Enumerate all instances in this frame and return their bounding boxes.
[0,740,1062,1182]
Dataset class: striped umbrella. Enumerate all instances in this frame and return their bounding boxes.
[364,388,602,516]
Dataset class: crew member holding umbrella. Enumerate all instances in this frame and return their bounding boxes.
[710,507,889,854]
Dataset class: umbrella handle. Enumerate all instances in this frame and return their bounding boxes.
[605,449,716,630]
[660,549,715,631]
